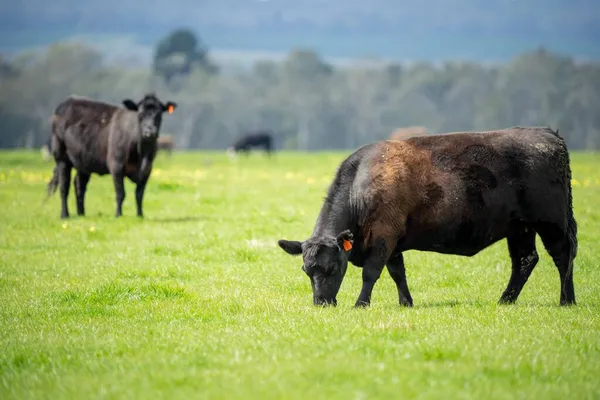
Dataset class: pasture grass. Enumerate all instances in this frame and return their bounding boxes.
[1,150,600,399]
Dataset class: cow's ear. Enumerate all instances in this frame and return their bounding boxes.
[163,101,177,114]
[122,99,138,111]
[278,239,303,255]
[336,230,354,252]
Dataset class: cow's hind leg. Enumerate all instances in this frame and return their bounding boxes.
[499,225,539,304]
[386,252,413,307]
[50,136,71,219]
[58,161,72,219]
[536,222,576,306]
[74,172,90,216]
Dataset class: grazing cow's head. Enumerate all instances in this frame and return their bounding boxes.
[278,230,354,306]
[122,93,177,139]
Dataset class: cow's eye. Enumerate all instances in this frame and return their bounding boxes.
[324,264,337,276]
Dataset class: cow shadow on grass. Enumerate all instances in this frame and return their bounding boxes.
[414,300,479,309]
[414,299,568,309]
[80,213,207,223]
[145,216,207,223]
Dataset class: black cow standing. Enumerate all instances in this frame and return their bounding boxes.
[278,127,577,308]
[47,93,177,218]
[227,131,274,157]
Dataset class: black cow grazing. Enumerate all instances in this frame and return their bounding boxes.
[278,127,577,308]
[47,93,177,218]
[227,131,273,157]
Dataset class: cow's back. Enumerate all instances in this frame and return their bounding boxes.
[390,126,428,141]
[355,127,570,255]
[52,97,120,175]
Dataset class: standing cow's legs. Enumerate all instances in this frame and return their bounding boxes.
[135,174,150,218]
[355,237,392,307]
[58,162,72,219]
[112,171,126,218]
[386,252,413,307]
[536,223,576,306]
[499,226,539,304]
[74,172,90,216]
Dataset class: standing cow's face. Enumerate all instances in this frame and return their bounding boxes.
[123,94,177,139]
[278,230,354,306]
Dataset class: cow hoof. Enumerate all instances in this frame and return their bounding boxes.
[354,300,370,308]
[60,214,69,219]
[560,299,576,306]
[498,297,517,305]
[399,300,413,307]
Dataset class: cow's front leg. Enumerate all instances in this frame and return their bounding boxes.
[355,261,386,307]
[112,171,126,218]
[135,156,153,218]
[58,162,72,219]
[355,237,390,307]
[386,252,413,307]
[135,173,150,218]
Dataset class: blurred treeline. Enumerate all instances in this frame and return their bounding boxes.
[1,30,599,150]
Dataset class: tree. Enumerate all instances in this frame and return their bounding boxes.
[153,28,217,84]
[2,41,600,151]
[1,43,103,147]
[281,49,333,150]
[0,55,17,78]
[283,48,332,82]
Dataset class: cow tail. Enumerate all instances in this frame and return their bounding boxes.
[552,128,577,260]
[563,154,578,305]
[46,166,59,199]
[565,161,578,259]
[45,114,58,199]
[558,133,578,269]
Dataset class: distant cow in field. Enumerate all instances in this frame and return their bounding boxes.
[47,93,177,218]
[157,135,174,157]
[227,131,274,157]
[278,127,577,308]
[390,126,428,141]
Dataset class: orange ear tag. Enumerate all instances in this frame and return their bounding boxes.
[167,105,174,114]
[343,240,353,251]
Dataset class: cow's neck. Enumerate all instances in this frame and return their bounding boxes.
[138,137,156,157]
[311,195,352,238]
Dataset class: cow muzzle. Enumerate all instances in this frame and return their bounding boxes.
[313,296,337,307]
[142,129,158,139]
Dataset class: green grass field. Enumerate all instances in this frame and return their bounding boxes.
[1,150,599,399]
